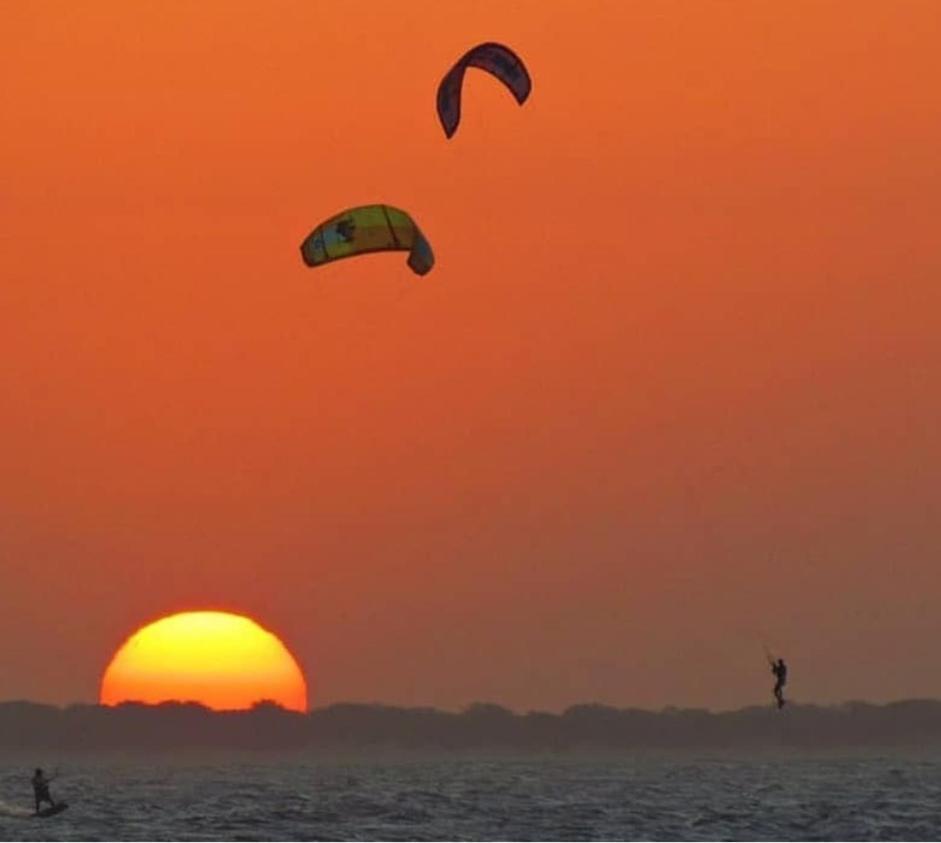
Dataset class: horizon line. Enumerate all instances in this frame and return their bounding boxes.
[3,696,940,716]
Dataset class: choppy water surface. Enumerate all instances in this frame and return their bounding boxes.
[2,755,941,840]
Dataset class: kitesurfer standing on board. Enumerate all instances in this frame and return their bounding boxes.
[31,768,56,814]
[770,658,788,709]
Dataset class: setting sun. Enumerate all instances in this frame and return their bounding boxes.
[100,611,308,712]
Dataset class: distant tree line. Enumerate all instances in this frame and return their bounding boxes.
[3,699,941,753]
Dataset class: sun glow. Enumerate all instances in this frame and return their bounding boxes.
[100,611,308,712]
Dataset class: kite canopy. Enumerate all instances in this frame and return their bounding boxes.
[437,42,532,139]
[300,205,434,276]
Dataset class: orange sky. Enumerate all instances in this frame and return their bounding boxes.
[1,0,940,712]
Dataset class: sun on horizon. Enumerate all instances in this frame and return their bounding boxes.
[100,611,308,712]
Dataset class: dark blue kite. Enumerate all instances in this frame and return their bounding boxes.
[436,42,532,139]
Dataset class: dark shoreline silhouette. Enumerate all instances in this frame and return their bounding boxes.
[4,699,941,753]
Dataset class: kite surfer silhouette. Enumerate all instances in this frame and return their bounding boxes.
[770,657,788,709]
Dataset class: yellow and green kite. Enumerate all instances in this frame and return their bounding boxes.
[300,205,434,276]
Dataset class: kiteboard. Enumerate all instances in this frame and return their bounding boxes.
[34,802,68,818]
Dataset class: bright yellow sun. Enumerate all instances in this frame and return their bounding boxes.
[100,611,308,712]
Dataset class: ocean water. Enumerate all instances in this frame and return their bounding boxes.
[2,755,941,841]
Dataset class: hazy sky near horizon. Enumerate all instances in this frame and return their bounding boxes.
[2,0,940,712]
